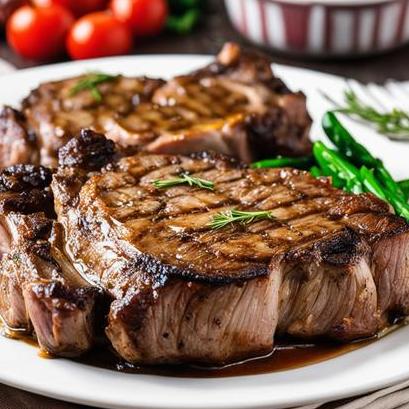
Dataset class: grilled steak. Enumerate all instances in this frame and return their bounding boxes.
[21,43,311,167]
[0,164,99,357]
[22,74,164,167]
[140,42,311,161]
[51,131,409,364]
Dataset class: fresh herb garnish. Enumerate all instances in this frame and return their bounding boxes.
[69,72,119,102]
[153,174,214,190]
[337,89,409,139]
[209,209,275,230]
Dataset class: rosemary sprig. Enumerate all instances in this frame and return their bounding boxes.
[337,89,409,139]
[209,209,275,230]
[69,72,119,102]
[153,174,214,190]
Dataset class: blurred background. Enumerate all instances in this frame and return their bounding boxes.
[1,0,409,83]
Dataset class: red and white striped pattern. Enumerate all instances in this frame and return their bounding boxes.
[224,0,409,56]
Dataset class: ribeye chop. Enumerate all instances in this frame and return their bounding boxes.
[51,132,409,364]
[22,43,311,167]
[0,164,99,357]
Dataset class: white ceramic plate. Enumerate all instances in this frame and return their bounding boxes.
[1,55,409,409]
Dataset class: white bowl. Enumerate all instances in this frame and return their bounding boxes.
[224,0,409,57]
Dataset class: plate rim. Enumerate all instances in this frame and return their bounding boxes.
[0,53,408,409]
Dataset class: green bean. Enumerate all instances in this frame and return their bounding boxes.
[313,142,363,193]
[322,112,379,167]
[322,111,405,199]
[359,166,387,201]
[312,144,342,188]
[359,170,409,221]
[398,179,409,200]
[385,190,409,221]
[310,166,322,178]
[251,156,314,169]
[375,166,405,200]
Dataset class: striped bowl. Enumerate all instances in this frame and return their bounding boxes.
[224,0,409,57]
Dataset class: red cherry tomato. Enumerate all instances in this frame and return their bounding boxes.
[110,0,168,36]
[6,5,74,60]
[32,0,108,17]
[67,12,133,60]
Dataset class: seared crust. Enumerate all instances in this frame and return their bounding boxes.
[58,129,116,171]
[284,228,369,266]
[0,161,99,357]
[0,164,54,216]
[0,164,52,192]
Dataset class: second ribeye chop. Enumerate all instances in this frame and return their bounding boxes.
[52,132,409,365]
[21,43,311,167]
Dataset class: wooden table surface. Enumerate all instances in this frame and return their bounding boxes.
[1,1,409,408]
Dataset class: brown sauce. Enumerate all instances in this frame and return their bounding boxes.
[72,338,371,378]
[0,324,378,378]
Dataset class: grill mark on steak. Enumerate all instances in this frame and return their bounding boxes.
[100,164,359,240]
[22,75,164,167]
[95,159,397,267]
[20,43,311,168]
[92,160,395,271]
[50,134,409,364]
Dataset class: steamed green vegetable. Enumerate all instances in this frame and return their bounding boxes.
[313,141,362,193]
[309,166,322,178]
[322,111,379,168]
[359,166,387,201]
[251,156,313,170]
[398,179,409,200]
[322,112,405,200]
